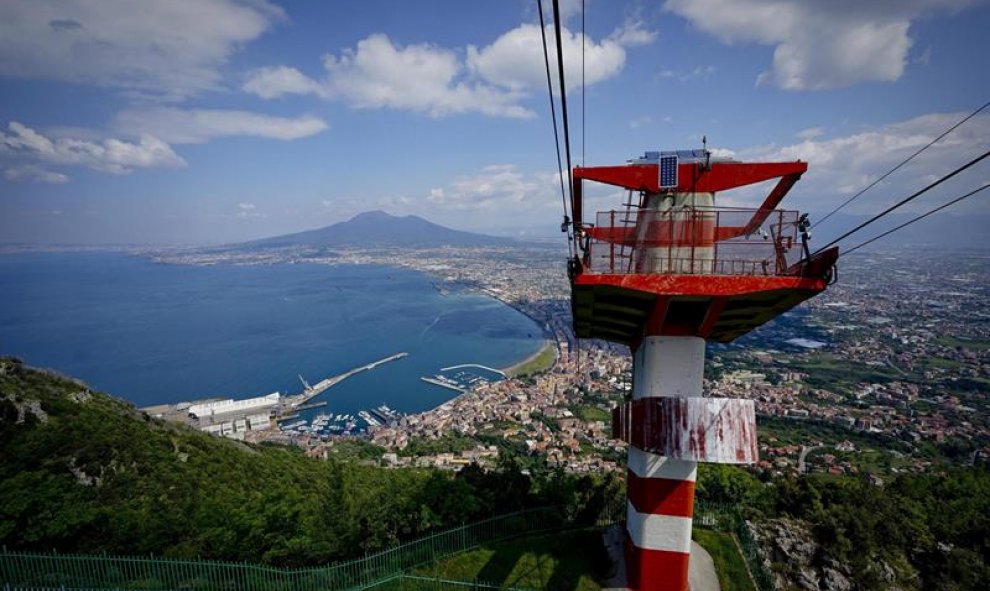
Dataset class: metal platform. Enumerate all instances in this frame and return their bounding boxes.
[570,204,837,344]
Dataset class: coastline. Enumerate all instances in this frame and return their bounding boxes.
[1,253,545,410]
[502,339,557,377]
[472,288,559,377]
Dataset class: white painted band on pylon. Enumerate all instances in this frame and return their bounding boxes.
[628,447,697,482]
[626,501,693,554]
[632,336,704,400]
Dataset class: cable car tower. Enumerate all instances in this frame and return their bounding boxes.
[568,149,838,591]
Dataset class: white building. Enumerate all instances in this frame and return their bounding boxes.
[188,392,280,418]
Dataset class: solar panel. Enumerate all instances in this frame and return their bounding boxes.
[659,154,678,189]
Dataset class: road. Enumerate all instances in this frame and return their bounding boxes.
[798,444,822,473]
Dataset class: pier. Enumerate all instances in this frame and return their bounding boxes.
[144,352,409,439]
[420,376,466,393]
[287,352,409,407]
[439,363,507,378]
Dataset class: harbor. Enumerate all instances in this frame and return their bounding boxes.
[420,363,508,394]
[142,352,409,439]
[284,352,409,408]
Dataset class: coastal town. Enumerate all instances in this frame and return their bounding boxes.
[158,243,990,480]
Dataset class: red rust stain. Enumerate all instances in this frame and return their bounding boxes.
[620,397,761,464]
[694,422,706,457]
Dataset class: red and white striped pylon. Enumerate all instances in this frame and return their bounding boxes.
[625,335,704,591]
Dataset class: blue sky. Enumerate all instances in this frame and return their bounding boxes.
[1,0,988,244]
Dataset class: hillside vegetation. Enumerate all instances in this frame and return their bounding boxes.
[696,463,990,589]
[2,357,988,589]
[0,358,619,567]
[414,530,608,590]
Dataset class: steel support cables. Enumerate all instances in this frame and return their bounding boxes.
[537,0,574,257]
[551,0,576,226]
[581,0,586,167]
[815,99,990,229]
[814,147,990,255]
[842,183,990,255]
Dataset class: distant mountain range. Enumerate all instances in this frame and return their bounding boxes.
[237,209,989,252]
[244,211,515,249]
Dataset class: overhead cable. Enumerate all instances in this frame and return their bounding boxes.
[550,0,575,220]
[582,0,586,167]
[814,148,990,254]
[814,99,990,228]
[842,183,990,255]
[537,0,573,257]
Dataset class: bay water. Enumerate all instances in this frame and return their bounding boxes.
[0,252,543,416]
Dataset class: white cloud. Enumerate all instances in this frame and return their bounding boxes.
[244,17,655,118]
[729,112,990,211]
[0,0,283,100]
[656,65,717,82]
[608,17,659,47]
[796,127,826,140]
[4,164,69,184]
[322,35,532,118]
[242,65,326,100]
[467,22,650,95]
[664,0,975,90]
[321,162,634,232]
[709,147,737,159]
[415,164,630,224]
[237,202,265,219]
[432,165,552,211]
[245,34,532,118]
[629,116,653,129]
[328,165,557,218]
[0,121,185,175]
[552,0,586,22]
[113,108,329,144]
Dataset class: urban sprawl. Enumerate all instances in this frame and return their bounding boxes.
[156,245,990,481]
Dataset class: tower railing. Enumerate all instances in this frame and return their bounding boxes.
[584,207,802,277]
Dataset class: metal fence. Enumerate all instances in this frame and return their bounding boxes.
[731,514,775,591]
[360,574,530,591]
[694,501,775,591]
[1,502,772,591]
[0,508,568,591]
[585,207,801,277]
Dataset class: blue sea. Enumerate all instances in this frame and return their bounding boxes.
[0,252,543,415]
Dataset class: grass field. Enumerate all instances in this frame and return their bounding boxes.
[414,529,608,590]
[414,527,760,590]
[693,529,756,591]
[758,415,910,452]
[936,336,990,350]
[571,405,611,423]
[508,342,558,377]
[785,353,900,392]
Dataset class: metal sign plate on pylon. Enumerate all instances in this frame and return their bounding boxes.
[612,397,758,464]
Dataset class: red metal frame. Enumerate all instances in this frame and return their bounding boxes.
[568,154,837,347]
[569,154,831,591]
[572,161,807,229]
[572,268,831,297]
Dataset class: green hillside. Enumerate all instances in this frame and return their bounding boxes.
[413,529,608,590]
[3,355,988,589]
[0,358,619,567]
